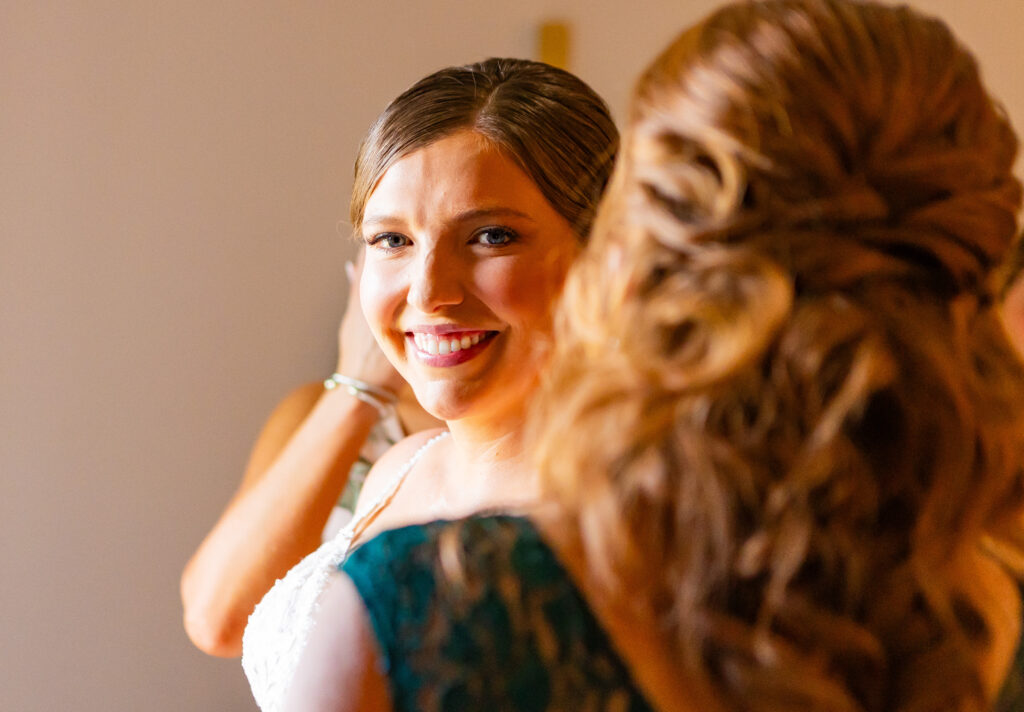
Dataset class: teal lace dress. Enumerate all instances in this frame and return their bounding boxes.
[340,515,654,712]
[341,515,1024,711]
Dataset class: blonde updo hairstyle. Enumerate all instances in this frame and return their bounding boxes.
[536,1,1024,710]
[350,58,618,240]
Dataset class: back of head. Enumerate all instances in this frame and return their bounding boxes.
[350,57,618,239]
[536,1,1024,709]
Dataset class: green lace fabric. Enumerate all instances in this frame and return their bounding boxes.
[340,515,654,712]
[336,413,404,514]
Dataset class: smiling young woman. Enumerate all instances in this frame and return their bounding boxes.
[344,130,586,547]
[241,58,617,712]
[359,130,578,432]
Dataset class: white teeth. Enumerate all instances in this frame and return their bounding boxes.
[411,331,488,356]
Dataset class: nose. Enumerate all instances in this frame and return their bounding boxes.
[407,249,464,313]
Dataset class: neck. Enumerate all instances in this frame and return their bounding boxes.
[440,409,538,514]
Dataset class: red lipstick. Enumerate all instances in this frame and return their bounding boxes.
[406,329,498,367]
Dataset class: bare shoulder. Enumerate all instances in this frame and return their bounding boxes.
[282,573,392,711]
[353,427,448,513]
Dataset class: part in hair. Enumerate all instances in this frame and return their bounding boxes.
[349,58,618,241]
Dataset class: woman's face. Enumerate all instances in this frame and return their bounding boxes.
[359,130,579,426]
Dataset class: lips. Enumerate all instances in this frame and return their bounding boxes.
[405,329,498,367]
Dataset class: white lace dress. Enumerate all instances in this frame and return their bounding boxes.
[241,431,449,712]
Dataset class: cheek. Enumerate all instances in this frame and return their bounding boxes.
[474,253,572,327]
[359,265,396,338]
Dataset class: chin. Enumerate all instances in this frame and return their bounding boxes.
[411,384,473,423]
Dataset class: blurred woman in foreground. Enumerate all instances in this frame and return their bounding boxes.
[288,2,1024,710]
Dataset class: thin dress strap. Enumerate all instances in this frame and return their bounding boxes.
[341,430,449,553]
[242,430,449,712]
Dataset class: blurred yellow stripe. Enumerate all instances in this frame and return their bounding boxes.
[538,21,570,70]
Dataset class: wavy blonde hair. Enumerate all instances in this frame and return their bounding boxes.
[535,1,1024,710]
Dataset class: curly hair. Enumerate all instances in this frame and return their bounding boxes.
[534,1,1024,710]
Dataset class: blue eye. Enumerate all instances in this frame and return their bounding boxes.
[369,233,409,249]
[474,227,517,246]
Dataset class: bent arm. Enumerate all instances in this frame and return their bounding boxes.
[181,381,380,657]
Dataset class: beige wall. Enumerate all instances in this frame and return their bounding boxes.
[2,1,1021,709]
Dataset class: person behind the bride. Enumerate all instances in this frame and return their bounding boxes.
[283,1,1024,710]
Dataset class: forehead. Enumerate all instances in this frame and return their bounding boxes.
[362,130,558,228]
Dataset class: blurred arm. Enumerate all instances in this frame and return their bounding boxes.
[181,381,380,657]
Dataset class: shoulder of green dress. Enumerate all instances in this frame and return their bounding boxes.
[339,514,555,590]
[342,513,533,561]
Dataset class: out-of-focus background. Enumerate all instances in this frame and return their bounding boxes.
[2,1,1021,709]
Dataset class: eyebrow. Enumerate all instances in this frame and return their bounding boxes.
[361,206,539,228]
